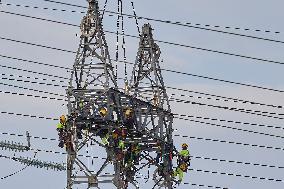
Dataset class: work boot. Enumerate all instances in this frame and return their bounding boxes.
[58,141,64,148]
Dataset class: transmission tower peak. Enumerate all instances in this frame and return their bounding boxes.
[69,0,117,91]
[130,23,170,111]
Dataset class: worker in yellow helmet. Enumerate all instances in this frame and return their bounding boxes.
[173,143,190,184]
[56,115,67,148]
[124,108,134,130]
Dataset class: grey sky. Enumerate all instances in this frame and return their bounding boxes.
[0,0,284,189]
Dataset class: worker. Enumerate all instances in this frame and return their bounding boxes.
[173,143,190,183]
[56,115,67,148]
[178,143,190,164]
[155,141,162,164]
[102,133,110,146]
[124,108,134,130]
[131,143,141,165]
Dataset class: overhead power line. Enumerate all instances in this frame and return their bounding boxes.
[0,111,57,121]
[172,98,284,120]
[1,88,281,139]
[176,116,284,140]
[174,135,284,151]
[189,167,284,183]
[168,86,284,110]
[1,35,284,94]
[1,110,284,152]
[1,1,281,42]
[1,70,282,132]
[3,130,283,170]
[0,90,66,102]
[1,154,227,189]
[0,64,69,80]
[0,76,68,88]
[0,73,66,84]
[2,70,281,120]
[2,78,281,132]
[3,131,283,170]
[1,10,284,67]
[191,155,284,169]
[36,0,280,34]
[3,76,281,131]
[1,53,283,110]
[176,113,284,131]
[0,132,58,142]
[182,183,228,189]
[0,54,70,70]
[4,140,281,185]
[0,82,66,97]
[1,82,282,139]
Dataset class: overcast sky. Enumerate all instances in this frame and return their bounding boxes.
[0,0,284,189]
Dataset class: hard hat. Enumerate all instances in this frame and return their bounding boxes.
[182,143,188,149]
[125,108,133,117]
[99,107,107,117]
[60,115,66,123]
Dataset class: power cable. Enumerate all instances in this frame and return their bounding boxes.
[8,0,278,36]
[5,143,284,185]
[3,86,283,139]
[1,35,284,94]
[1,131,283,169]
[0,90,66,102]
[1,53,283,110]
[182,182,228,189]
[176,115,284,140]
[0,111,57,121]
[0,64,69,80]
[0,76,68,88]
[0,70,282,135]
[1,110,284,152]
[191,155,284,169]
[176,113,284,131]
[3,69,282,120]
[0,73,66,84]
[171,98,284,120]
[1,86,282,139]
[0,54,70,70]
[1,10,284,67]
[174,135,284,151]
[189,167,284,183]
[0,82,66,97]
[168,86,284,110]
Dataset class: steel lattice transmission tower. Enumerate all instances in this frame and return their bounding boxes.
[129,23,174,188]
[65,0,175,188]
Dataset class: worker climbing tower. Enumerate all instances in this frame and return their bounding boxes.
[65,0,175,188]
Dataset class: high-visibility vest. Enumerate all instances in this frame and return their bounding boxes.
[102,134,109,145]
[118,140,125,149]
[57,122,66,129]
[180,150,189,157]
